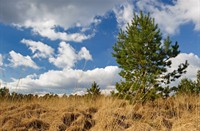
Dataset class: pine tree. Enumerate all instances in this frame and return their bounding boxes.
[86,81,101,96]
[112,12,188,101]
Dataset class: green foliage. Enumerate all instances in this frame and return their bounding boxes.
[175,70,200,95]
[177,78,197,94]
[86,81,101,96]
[42,93,59,99]
[197,70,200,88]
[0,87,58,101]
[112,12,188,102]
[0,87,9,98]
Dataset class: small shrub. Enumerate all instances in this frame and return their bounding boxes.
[0,87,10,100]
[175,70,200,95]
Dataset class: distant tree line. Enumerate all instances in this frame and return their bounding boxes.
[0,81,101,101]
[0,88,60,101]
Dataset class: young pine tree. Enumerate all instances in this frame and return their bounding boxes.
[112,12,188,101]
[86,81,101,96]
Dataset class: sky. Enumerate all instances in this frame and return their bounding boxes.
[0,0,200,95]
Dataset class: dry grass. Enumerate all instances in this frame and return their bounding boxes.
[0,95,199,131]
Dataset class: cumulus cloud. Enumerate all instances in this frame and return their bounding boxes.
[113,2,134,30]
[49,42,92,69]
[72,90,87,96]
[72,87,116,96]
[0,54,3,66]
[6,66,121,94]
[0,0,123,42]
[8,50,39,69]
[21,39,54,59]
[4,53,200,94]
[78,47,93,60]
[0,0,199,40]
[136,0,200,34]
[113,0,200,35]
[24,20,95,42]
[169,53,200,85]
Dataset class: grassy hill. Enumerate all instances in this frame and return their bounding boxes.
[0,95,199,131]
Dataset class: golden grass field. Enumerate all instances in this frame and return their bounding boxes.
[0,95,200,131]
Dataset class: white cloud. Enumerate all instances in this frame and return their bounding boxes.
[4,53,200,94]
[0,54,3,66]
[49,42,77,69]
[72,90,87,96]
[101,87,116,95]
[24,20,95,42]
[21,39,54,59]
[72,87,116,96]
[113,0,200,35]
[0,0,199,40]
[78,66,119,85]
[49,42,92,69]
[0,0,123,42]
[113,2,134,30]
[0,0,123,29]
[170,53,200,85]
[136,0,200,34]
[6,66,121,94]
[78,47,92,60]
[8,50,39,69]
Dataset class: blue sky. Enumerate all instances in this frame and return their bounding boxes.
[0,0,199,95]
